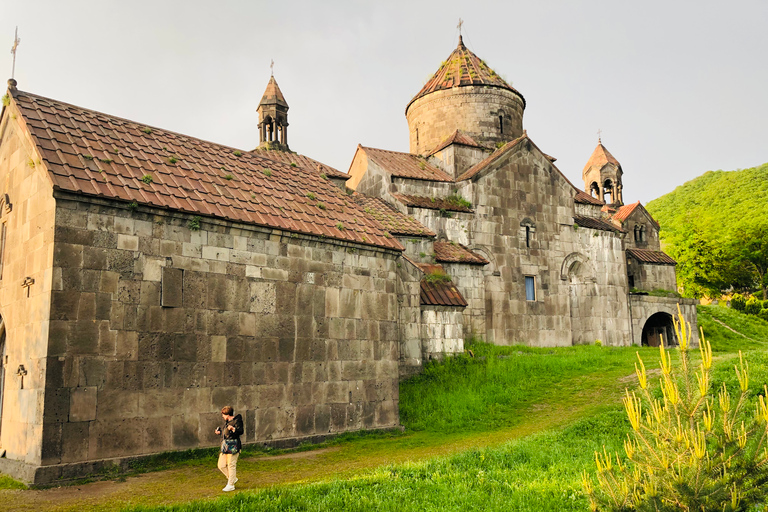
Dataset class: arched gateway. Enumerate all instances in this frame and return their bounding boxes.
[641,311,676,347]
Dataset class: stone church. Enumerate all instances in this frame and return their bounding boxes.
[0,37,694,484]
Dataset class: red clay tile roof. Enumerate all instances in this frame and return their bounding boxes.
[573,215,624,233]
[250,148,347,179]
[259,76,288,108]
[613,201,640,222]
[575,190,604,205]
[394,193,473,213]
[613,201,660,228]
[420,279,468,307]
[626,248,676,265]
[582,142,621,174]
[433,241,489,265]
[411,263,467,307]
[428,129,484,156]
[9,86,402,251]
[362,146,454,182]
[407,36,525,112]
[352,194,435,237]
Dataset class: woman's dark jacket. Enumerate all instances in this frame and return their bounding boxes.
[220,414,244,452]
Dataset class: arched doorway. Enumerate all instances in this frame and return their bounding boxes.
[642,312,676,347]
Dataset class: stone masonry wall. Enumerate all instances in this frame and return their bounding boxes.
[39,196,401,480]
[0,112,57,476]
[628,260,677,292]
[421,306,464,358]
[406,86,524,155]
[566,227,633,346]
[465,145,577,346]
[629,296,698,347]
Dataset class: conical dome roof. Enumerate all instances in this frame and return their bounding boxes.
[407,36,524,111]
[259,76,288,108]
[582,142,621,174]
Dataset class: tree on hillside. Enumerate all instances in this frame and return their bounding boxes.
[729,223,768,299]
[669,223,728,298]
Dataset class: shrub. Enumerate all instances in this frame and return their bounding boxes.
[584,306,768,511]
[424,269,451,284]
[745,296,762,316]
[759,309,768,322]
[731,293,747,311]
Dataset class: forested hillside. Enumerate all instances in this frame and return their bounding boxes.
[646,162,768,298]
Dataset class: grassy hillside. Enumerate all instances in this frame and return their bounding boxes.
[123,307,768,512]
[646,162,768,242]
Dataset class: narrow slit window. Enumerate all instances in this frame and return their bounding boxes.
[499,115,504,134]
[524,275,536,301]
[525,226,531,248]
[0,222,6,280]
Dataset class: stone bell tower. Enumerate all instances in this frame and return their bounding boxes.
[582,138,624,206]
[257,75,289,151]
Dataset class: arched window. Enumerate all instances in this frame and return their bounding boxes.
[634,225,640,242]
[520,218,535,249]
[590,182,600,198]
[640,226,646,243]
[499,115,504,134]
[603,179,613,204]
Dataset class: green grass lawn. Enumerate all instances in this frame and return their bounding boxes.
[8,305,768,511]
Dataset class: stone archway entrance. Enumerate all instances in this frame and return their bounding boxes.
[641,312,676,347]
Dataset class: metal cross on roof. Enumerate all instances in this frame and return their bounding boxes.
[597,128,602,144]
[10,26,20,79]
[270,59,274,76]
[457,18,464,36]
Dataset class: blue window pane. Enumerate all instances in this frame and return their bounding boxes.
[525,276,535,301]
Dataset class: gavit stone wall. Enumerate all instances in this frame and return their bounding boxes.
[39,196,401,481]
[0,112,57,476]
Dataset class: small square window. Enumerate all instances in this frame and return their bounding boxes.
[524,275,536,301]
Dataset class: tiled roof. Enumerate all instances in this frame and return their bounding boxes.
[394,193,473,213]
[361,146,454,182]
[352,194,435,237]
[428,129,483,156]
[433,241,489,265]
[412,263,467,307]
[612,201,660,228]
[626,248,676,265]
[420,279,468,307]
[9,86,402,251]
[407,36,525,112]
[250,148,347,179]
[575,190,604,205]
[573,215,624,233]
[612,201,640,222]
[582,142,621,174]
[259,76,288,108]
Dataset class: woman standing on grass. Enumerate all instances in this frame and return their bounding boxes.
[215,405,244,492]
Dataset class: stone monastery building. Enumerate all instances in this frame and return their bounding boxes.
[0,37,695,483]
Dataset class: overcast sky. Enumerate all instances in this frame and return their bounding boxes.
[3,1,766,204]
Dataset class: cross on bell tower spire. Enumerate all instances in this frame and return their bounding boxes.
[10,27,20,80]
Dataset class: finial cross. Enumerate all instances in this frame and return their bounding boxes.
[457,18,464,36]
[10,26,20,79]
[270,59,274,76]
[597,128,602,144]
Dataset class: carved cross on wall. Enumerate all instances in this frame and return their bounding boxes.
[16,364,27,389]
[22,276,34,297]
